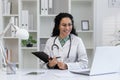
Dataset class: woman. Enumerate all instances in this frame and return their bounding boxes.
[44,13,88,70]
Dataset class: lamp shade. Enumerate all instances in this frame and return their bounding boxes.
[16,28,29,40]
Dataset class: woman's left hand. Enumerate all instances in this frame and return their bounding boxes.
[57,62,68,70]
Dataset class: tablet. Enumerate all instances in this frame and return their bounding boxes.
[32,51,49,63]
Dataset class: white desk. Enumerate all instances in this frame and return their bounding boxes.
[0,69,120,80]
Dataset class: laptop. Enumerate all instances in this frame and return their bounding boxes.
[69,46,120,76]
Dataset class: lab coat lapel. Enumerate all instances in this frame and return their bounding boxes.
[63,39,70,48]
[63,34,73,48]
[55,37,62,49]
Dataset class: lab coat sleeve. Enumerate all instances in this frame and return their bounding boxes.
[44,39,51,56]
[41,38,52,69]
[66,38,88,70]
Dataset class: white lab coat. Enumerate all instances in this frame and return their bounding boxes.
[43,34,88,70]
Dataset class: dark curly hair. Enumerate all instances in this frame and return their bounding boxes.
[51,13,77,37]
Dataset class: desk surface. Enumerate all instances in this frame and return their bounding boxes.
[0,69,120,80]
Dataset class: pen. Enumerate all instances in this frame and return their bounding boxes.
[56,56,61,59]
[49,56,61,60]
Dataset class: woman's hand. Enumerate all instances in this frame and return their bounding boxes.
[48,57,58,68]
[57,62,68,70]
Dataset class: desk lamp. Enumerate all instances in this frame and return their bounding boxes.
[0,21,29,73]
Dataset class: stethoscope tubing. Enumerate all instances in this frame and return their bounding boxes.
[51,35,71,58]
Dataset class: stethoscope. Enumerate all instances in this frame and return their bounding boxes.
[51,35,71,58]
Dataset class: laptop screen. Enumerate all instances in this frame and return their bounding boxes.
[90,46,120,75]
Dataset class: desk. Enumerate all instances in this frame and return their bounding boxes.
[0,69,120,80]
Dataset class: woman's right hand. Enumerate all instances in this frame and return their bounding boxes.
[48,57,58,68]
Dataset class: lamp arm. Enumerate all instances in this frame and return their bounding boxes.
[0,23,19,38]
[0,23,14,37]
[0,23,12,66]
[0,41,15,72]
[11,24,19,30]
[0,22,29,71]
[0,40,7,66]
[0,22,16,67]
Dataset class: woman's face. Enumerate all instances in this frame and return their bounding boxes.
[59,17,72,38]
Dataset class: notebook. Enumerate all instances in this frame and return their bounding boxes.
[69,46,120,76]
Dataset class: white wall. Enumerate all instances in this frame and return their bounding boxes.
[0,0,2,32]
[0,0,2,68]
[94,0,120,46]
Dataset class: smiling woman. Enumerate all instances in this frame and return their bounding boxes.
[42,13,88,70]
